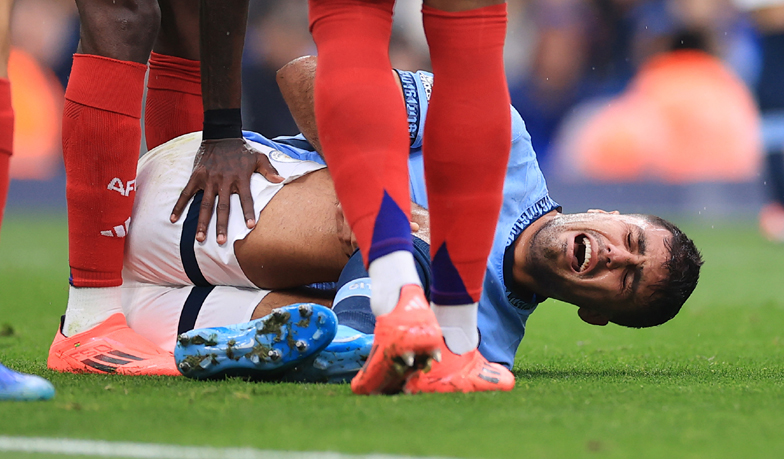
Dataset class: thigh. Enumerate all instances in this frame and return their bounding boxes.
[75,0,161,63]
[123,282,268,353]
[125,133,203,287]
[126,133,259,288]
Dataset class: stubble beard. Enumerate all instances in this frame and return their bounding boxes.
[525,218,569,298]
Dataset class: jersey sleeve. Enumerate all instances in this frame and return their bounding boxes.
[243,131,327,165]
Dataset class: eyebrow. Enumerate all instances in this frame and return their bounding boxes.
[637,227,647,255]
[631,266,643,298]
[630,226,648,297]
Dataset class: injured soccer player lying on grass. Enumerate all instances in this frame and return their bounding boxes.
[117,57,703,388]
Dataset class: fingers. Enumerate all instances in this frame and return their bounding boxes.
[410,221,420,232]
[171,179,200,223]
[255,154,284,183]
[195,184,216,243]
[214,187,231,246]
[237,179,257,229]
[175,139,276,243]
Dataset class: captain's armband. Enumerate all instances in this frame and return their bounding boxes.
[395,69,433,150]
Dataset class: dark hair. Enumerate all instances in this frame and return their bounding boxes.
[611,215,704,328]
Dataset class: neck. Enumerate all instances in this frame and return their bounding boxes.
[511,210,559,295]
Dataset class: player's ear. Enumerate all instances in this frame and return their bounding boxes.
[578,307,609,326]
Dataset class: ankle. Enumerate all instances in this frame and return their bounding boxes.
[62,286,123,336]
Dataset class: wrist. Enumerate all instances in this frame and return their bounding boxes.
[203,108,242,140]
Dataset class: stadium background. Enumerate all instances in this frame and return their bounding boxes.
[4,0,777,220]
[2,1,784,458]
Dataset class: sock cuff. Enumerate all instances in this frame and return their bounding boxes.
[309,0,395,32]
[421,2,507,20]
[69,268,124,288]
[0,78,11,156]
[147,52,202,95]
[333,310,376,335]
[422,3,508,52]
[65,54,147,119]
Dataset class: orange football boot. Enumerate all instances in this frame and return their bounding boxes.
[404,339,515,394]
[350,284,442,395]
[48,313,180,376]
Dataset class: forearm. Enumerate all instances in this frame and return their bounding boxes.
[199,0,248,112]
[276,56,321,154]
[276,56,404,158]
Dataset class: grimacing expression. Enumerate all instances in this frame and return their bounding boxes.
[524,213,671,316]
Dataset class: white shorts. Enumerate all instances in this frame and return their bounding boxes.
[123,132,326,288]
[122,281,268,353]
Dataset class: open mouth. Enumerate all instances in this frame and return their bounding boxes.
[573,235,592,273]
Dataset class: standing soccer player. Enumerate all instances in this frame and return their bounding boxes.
[0,0,55,401]
[309,0,515,394]
[48,0,280,376]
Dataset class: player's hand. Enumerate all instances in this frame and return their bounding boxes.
[170,138,284,244]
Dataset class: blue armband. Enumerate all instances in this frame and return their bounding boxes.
[395,69,433,150]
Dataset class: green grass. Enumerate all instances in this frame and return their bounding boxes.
[1,214,783,458]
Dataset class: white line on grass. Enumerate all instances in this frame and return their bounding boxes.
[0,436,452,459]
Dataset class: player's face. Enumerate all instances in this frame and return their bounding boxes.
[524,213,671,316]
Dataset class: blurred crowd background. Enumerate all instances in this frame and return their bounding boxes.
[6,0,784,235]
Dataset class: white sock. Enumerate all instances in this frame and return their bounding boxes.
[62,286,123,337]
[432,303,479,355]
[368,250,421,317]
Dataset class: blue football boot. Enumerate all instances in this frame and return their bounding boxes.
[0,362,55,401]
[283,325,373,384]
[174,304,338,380]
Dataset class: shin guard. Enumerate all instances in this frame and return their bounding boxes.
[422,4,512,304]
[145,52,202,150]
[309,0,412,265]
[63,55,146,287]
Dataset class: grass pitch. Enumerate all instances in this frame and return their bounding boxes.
[0,213,783,459]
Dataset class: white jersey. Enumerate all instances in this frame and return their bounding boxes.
[121,132,326,351]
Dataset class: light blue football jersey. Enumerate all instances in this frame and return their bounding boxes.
[243,69,560,369]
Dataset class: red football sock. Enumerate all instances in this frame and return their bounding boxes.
[309,0,412,264]
[422,4,512,305]
[145,52,202,150]
[0,78,11,233]
[63,54,147,287]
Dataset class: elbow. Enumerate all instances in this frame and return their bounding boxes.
[276,55,318,89]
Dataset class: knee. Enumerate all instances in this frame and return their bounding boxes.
[77,0,161,62]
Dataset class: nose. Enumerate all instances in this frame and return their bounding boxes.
[605,245,643,270]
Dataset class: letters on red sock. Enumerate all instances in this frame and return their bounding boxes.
[309,0,413,266]
[145,52,203,150]
[422,4,512,304]
[63,54,147,287]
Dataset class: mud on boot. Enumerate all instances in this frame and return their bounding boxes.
[174,304,338,380]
